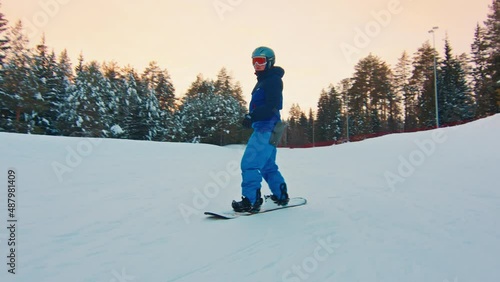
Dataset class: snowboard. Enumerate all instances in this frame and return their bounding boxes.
[204,197,307,219]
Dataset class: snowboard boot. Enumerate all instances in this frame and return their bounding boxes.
[232,190,263,213]
[270,183,289,206]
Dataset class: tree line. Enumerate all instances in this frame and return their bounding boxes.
[1,1,499,146]
[0,9,248,144]
[285,0,499,146]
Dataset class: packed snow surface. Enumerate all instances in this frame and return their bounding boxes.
[1,115,499,282]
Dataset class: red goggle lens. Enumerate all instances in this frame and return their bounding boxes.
[252,57,267,65]
[252,56,267,71]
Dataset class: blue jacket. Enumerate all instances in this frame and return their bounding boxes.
[249,66,284,131]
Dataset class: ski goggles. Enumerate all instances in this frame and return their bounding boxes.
[252,56,267,71]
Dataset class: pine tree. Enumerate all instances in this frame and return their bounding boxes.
[456,52,473,81]
[307,109,315,145]
[142,78,163,141]
[142,61,176,113]
[45,50,61,134]
[55,49,74,135]
[315,90,331,142]
[3,20,39,133]
[375,58,400,132]
[213,67,247,144]
[348,54,395,135]
[155,71,176,113]
[103,61,124,92]
[484,0,500,113]
[299,111,309,144]
[337,78,352,141]
[114,67,141,139]
[214,67,246,106]
[64,60,110,137]
[439,38,475,124]
[0,4,10,131]
[386,81,403,133]
[348,60,370,136]
[0,2,9,66]
[102,61,126,138]
[177,74,243,145]
[315,86,343,142]
[286,103,306,145]
[471,24,491,118]
[394,51,417,130]
[411,41,438,128]
[32,35,61,134]
[122,67,159,140]
[75,52,84,75]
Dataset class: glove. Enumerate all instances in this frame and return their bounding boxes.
[242,114,253,128]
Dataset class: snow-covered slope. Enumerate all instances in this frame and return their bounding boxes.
[1,115,499,282]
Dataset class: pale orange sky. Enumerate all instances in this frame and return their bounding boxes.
[2,0,493,116]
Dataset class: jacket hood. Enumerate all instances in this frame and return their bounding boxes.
[256,66,285,79]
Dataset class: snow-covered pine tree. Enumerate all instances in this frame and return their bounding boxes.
[177,74,243,145]
[102,61,126,138]
[109,67,132,139]
[54,49,74,135]
[141,62,177,141]
[142,61,176,114]
[315,86,343,142]
[64,60,110,137]
[154,71,179,141]
[59,54,83,136]
[213,68,247,144]
[121,67,146,140]
[142,81,162,141]
[32,35,61,134]
[115,67,162,141]
[103,61,124,97]
[3,20,39,133]
[46,51,62,134]
[0,5,10,131]
[155,71,176,113]
[214,67,246,106]
[0,2,8,66]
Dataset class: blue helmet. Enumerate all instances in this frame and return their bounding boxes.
[252,46,275,69]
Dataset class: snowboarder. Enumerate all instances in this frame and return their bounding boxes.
[232,46,289,213]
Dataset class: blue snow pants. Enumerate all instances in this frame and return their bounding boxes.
[241,121,286,205]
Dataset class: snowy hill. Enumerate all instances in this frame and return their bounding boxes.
[1,115,500,282]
